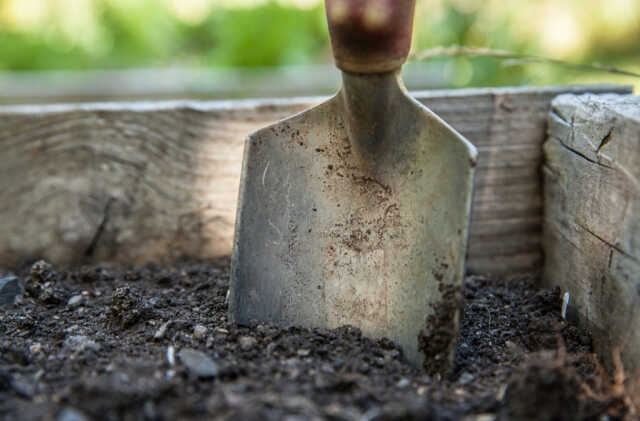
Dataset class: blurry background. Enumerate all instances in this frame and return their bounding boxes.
[0,0,638,103]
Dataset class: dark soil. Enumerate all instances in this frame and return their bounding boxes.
[0,258,635,421]
[419,283,462,377]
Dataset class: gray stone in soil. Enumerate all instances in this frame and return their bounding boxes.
[297,349,311,357]
[193,325,207,340]
[238,336,257,351]
[0,276,23,307]
[458,371,475,385]
[177,348,219,378]
[396,378,411,388]
[67,295,84,308]
[58,407,90,421]
[154,321,171,339]
[14,377,35,398]
[64,335,101,352]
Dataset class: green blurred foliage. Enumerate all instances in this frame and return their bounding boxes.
[0,0,328,70]
[0,0,638,88]
[0,31,86,70]
[196,3,327,67]
[413,3,533,87]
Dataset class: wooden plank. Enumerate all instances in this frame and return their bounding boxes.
[542,93,640,405]
[474,165,540,188]
[472,195,542,220]
[0,85,632,276]
[467,252,543,278]
[468,234,541,258]
[424,85,631,274]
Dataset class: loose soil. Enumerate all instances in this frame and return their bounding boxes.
[0,258,635,421]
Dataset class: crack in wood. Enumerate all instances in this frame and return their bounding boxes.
[575,221,639,264]
[84,198,115,258]
[551,222,582,252]
[550,107,572,126]
[596,127,614,154]
[551,123,640,192]
[551,136,614,169]
[608,249,614,270]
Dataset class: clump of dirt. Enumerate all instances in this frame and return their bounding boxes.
[108,286,154,329]
[0,259,635,420]
[23,260,69,306]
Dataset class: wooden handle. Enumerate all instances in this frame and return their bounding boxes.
[325,0,416,74]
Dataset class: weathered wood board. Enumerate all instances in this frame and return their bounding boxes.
[543,93,640,401]
[0,85,631,275]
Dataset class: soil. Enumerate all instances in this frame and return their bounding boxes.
[0,258,635,421]
[418,283,462,377]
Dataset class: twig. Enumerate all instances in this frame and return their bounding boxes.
[410,46,640,79]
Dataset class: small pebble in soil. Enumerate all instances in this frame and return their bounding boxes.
[10,372,36,398]
[57,407,90,421]
[474,414,497,421]
[63,335,101,353]
[266,342,278,355]
[193,325,207,340]
[67,295,84,308]
[167,346,176,366]
[0,275,22,306]
[29,342,43,355]
[154,321,171,340]
[238,335,257,351]
[177,348,219,378]
[396,378,411,388]
[458,371,475,385]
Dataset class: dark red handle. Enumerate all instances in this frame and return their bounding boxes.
[325,0,416,73]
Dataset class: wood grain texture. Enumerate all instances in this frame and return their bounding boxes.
[0,85,632,275]
[543,93,640,402]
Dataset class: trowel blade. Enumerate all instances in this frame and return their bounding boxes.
[230,81,476,369]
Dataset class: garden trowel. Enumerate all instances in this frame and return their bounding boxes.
[230,0,477,369]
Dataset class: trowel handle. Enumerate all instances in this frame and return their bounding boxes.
[325,0,416,74]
